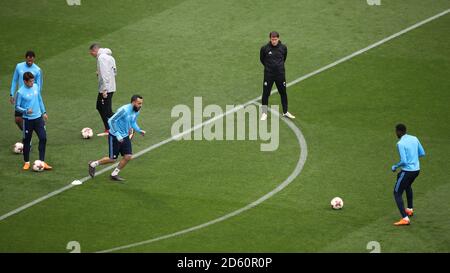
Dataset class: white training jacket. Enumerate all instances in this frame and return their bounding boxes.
[97,48,117,93]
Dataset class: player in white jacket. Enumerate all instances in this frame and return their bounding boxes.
[89,43,117,134]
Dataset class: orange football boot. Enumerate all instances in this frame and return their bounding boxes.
[23,162,30,170]
[394,218,410,226]
[43,162,53,170]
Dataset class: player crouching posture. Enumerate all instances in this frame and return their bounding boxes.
[88,95,146,181]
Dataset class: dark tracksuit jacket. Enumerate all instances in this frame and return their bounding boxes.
[260,41,288,113]
[260,41,288,78]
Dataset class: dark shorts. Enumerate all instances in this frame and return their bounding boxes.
[394,170,420,194]
[15,110,22,117]
[108,134,132,160]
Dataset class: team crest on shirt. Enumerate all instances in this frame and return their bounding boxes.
[268,51,272,55]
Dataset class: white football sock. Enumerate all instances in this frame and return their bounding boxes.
[403,216,410,221]
[111,168,120,176]
[90,161,99,167]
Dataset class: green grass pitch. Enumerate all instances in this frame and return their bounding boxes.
[0,0,449,252]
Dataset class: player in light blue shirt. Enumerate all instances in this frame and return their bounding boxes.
[391,124,425,226]
[108,102,143,142]
[14,72,52,171]
[392,132,425,172]
[88,95,146,181]
[15,81,46,120]
[10,51,43,131]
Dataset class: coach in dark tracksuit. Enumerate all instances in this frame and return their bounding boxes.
[260,31,295,120]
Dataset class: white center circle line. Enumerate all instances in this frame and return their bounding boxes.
[96,103,307,253]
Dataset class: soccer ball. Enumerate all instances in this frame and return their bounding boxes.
[81,127,94,139]
[330,197,344,210]
[32,160,45,172]
[13,142,23,154]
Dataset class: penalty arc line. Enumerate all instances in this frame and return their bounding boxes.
[0,8,448,223]
[96,103,307,253]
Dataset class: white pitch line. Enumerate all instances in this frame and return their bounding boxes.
[286,8,450,88]
[96,103,307,253]
[0,8,448,223]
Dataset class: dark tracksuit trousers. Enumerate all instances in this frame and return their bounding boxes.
[260,41,289,114]
[394,170,420,218]
[96,92,114,131]
[262,73,288,114]
[23,117,47,162]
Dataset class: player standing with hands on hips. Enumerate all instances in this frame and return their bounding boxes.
[88,95,146,181]
[260,31,295,121]
[89,43,117,136]
[391,124,425,226]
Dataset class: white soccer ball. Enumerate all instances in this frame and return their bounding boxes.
[331,197,344,210]
[32,160,45,172]
[13,142,23,154]
[81,127,94,139]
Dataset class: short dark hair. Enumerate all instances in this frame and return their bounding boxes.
[269,31,280,38]
[396,123,407,133]
[89,43,100,50]
[25,50,35,58]
[131,95,143,102]
[23,72,35,82]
